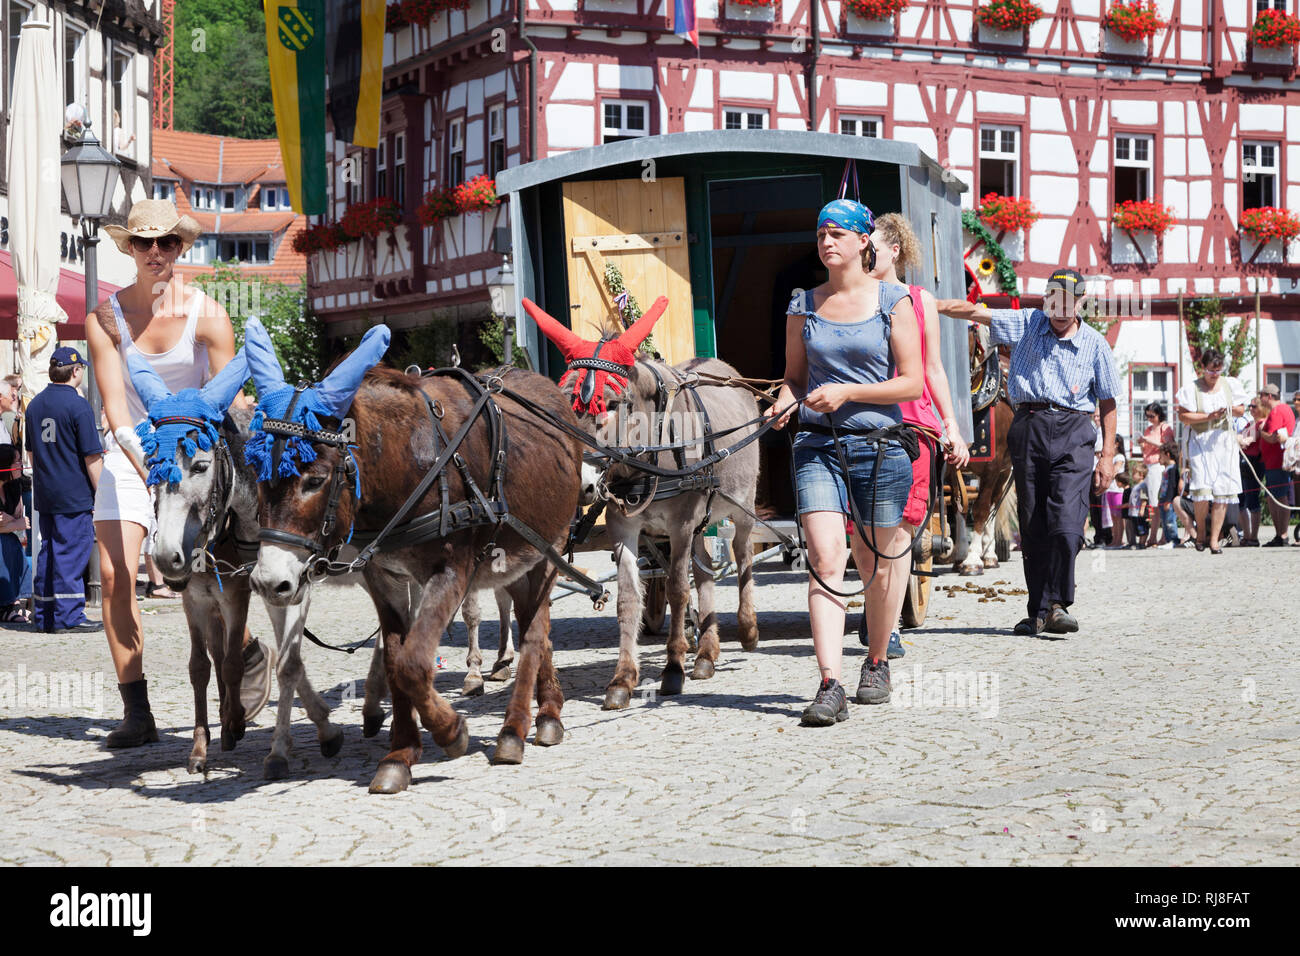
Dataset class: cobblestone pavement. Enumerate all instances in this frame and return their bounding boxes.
[1,544,1296,866]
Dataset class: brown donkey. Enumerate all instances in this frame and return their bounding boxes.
[242,319,585,794]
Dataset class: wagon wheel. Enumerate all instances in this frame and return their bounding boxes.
[641,574,668,634]
[901,509,938,629]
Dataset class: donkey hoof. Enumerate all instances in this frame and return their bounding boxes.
[487,662,512,682]
[462,674,485,697]
[983,559,1000,569]
[534,716,564,747]
[320,728,344,758]
[660,665,686,696]
[443,716,470,759]
[959,565,984,576]
[263,754,290,780]
[368,759,411,794]
[691,657,715,681]
[602,685,632,710]
[739,628,760,652]
[187,754,207,775]
[220,728,239,752]
[491,730,525,765]
[362,710,387,738]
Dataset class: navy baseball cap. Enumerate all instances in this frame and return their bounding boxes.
[50,346,87,368]
[1044,268,1087,298]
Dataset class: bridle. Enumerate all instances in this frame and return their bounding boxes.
[255,385,360,577]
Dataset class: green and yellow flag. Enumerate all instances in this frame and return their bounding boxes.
[265,0,326,215]
[327,0,386,148]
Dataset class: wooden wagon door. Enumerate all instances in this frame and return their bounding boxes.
[561,178,695,365]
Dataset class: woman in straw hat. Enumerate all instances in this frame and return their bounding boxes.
[87,199,273,748]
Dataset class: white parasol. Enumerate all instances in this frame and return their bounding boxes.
[6,16,66,399]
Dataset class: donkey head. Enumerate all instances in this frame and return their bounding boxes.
[126,347,249,587]
[522,296,668,423]
[244,317,391,605]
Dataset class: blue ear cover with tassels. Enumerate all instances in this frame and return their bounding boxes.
[127,348,249,487]
[243,318,391,482]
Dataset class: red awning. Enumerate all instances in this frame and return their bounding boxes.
[0,249,124,340]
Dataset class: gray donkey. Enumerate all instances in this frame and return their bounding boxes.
[126,349,344,779]
[526,297,761,709]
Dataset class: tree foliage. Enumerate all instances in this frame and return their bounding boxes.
[1184,297,1257,378]
[174,2,276,139]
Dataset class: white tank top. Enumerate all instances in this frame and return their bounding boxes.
[107,289,210,444]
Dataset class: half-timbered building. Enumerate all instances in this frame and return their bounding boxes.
[309,0,1300,445]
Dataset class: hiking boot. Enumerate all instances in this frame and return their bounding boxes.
[887,629,906,659]
[105,679,159,749]
[855,657,891,705]
[240,638,276,722]
[1013,617,1043,636]
[800,678,849,726]
[1043,604,1078,634]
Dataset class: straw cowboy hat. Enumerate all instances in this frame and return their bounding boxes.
[103,199,201,255]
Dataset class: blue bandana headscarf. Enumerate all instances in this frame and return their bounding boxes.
[243,317,391,482]
[127,348,250,487]
[817,199,875,234]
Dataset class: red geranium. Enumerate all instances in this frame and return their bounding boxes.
[1112,198,1176,235]
[976,0,1044,31]
[1103,2,1166,42]
[386,0,471,31]
[729,0,779,7]
[418,176,500,225]
[340,197,404,239]
[291,222,349,255]
[1251,9,1300,48]
[1240,207,1300,244]
[977,192,1040,232]
[416,187,458,226]
[844,0,909,17]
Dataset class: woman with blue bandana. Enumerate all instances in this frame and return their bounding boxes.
[766,199,924,725]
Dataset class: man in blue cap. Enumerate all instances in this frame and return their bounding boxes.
[25,347,105,633]
[938,268,1120,636]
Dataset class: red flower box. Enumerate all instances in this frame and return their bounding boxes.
[1103,2,1166,42]
[976,0,1044,32]
[977,192,1040,232]
[1112,198,1176,235]
[340,197,404,239]
[417,176,500,226]
[1251,9,1300,48]
[729,0,779,7]
[292,222,348,256]
[844,0,909,18]
[386,0,471,32]
[1240,207,1300,244]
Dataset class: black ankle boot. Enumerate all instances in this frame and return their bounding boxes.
[106,678,159,749]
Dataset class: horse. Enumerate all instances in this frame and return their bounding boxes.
[958,324,1016,575]
[125,349,345,779]
[242,318,588,793]
[524,296,761,709]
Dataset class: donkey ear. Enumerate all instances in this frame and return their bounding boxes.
[315,324,391,418]
[200,347,249,411]
[124,350,172,412]
[244,317,287,398]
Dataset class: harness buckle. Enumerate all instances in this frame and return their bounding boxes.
[307,555,331,583]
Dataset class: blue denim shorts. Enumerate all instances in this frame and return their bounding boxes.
[793,437,913,528]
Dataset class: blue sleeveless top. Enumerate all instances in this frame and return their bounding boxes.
[790,282,912,448]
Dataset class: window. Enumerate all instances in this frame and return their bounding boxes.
[111,48,132,154]
[1130,366,1173,446]
[179,238,210,265]
[487,105,505,177]
[376,138,387,201]
[222,189,237,211]
[723,109,766,130]
[346,152,363,204]
[7,1,32,104]
[152,180,175,202]
[63,20,86,115]
[1257,0,1287,12]
[1266,368,1300,402]
[1114,134,1153,204]
[393,133,405,206]
[1242,142,1279,209]
[217,237,271,264]
[840,115,882,138]
[447,118,464,186]
[602,99,649,143]
[979,125,1019,196]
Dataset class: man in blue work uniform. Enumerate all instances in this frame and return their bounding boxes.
[939,268,1120,635]
[26,347,105,633]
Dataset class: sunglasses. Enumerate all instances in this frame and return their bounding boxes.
[129,234,183,254]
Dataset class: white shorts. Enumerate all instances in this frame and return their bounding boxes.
[93,448,155,532]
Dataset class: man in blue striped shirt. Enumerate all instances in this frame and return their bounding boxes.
[939,268,1120,636]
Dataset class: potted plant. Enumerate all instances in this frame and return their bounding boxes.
[291,222,348,255]
[1112,198,1176,235]
[1240,206,1300,247]
[976,192,1040,233]
[844,0,908,36]
[417,187,459,226]
[975,0,1043,46]
[1250,8,1300,65]
[1102,1,1165,55]
[728,0,779,24]
[452,174,499,214]
[340,197,405,240]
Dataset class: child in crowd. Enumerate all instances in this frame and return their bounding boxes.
[1157,443,1182,547]
[1128,463,1150,548]
[1113,473,1132,549]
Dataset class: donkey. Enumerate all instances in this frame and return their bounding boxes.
[242,318,587,794]
[125,349,344,778]
[524,297,761,709]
